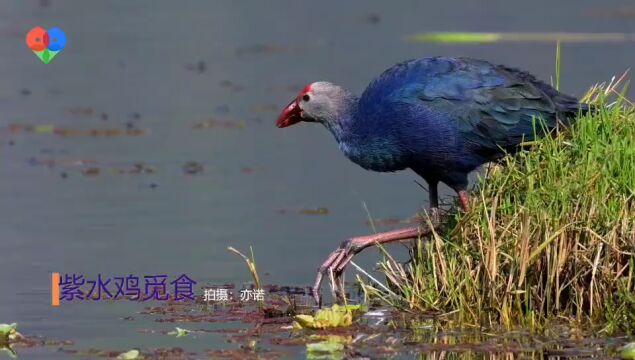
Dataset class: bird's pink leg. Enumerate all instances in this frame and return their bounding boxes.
[458,190,470,212]
[312,225,440,306]
[312,184,465,306]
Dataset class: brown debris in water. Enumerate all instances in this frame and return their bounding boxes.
[589,6,635,18]
[276,207,330,216]
[1,334,75,358]
[241,167,265,174]
[250,104,279,113]
[64,346,194,359]
[182,161,204,175]
[115,163,156,175]
[206,347,286,360]
[81,167,100,176]
[79,163,157,177]
[366,216,419,227]
[192,119,245,129]
[220,80,244,93]
[266,84,304,93]
[185,61,207,74]
[6,123,145,137]
[65,107,95,116]
[234,44,301,57]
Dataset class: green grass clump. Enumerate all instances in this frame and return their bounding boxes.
[360,79,635,332]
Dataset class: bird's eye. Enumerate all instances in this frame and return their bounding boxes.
[302,94,310,102]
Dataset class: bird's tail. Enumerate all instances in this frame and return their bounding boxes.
[555,99,594,127]
[576,102,595,114]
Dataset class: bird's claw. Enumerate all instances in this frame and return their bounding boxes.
[311,225,435,307]
[312,238,360,306]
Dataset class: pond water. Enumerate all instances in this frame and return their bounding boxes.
[0,0,633,358]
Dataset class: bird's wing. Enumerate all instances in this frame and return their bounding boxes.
[359,57,580,156]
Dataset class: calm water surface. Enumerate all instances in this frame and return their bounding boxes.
[0,1,633,358]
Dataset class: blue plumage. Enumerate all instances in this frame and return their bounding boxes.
[277,56,585,209]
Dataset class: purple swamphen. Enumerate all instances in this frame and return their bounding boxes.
[276,57,586,305]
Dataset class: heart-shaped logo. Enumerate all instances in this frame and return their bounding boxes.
[26,26,66,64]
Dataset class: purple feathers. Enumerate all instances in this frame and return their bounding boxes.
[277,57,584,207]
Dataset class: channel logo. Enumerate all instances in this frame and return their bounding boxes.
[26,26,66,64]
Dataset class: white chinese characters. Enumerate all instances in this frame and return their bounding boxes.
[202,288,265,302]
[203,288,229,302]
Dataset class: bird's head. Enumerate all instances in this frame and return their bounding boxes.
[276,82,354,129]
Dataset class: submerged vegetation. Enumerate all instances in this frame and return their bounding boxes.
[360,74,635,332]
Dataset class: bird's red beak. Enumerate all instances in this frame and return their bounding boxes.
[276,99,302,128]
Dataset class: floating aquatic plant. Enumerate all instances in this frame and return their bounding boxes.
[0,323,20,359]
[167,327,190,337]
[293,304,366,329]
[621,343,635,360]
[0,345,16,358]
[0,323,21,341]
[306,334,350,359]
[306,341,345,359]
[117,349,142,359]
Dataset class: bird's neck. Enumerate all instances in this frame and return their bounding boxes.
[319,93,408,172]
[320,94,359,144]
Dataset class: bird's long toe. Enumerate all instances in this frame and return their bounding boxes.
[313,247,347,306]
[313,238,363,306]
[313,227,431,306]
